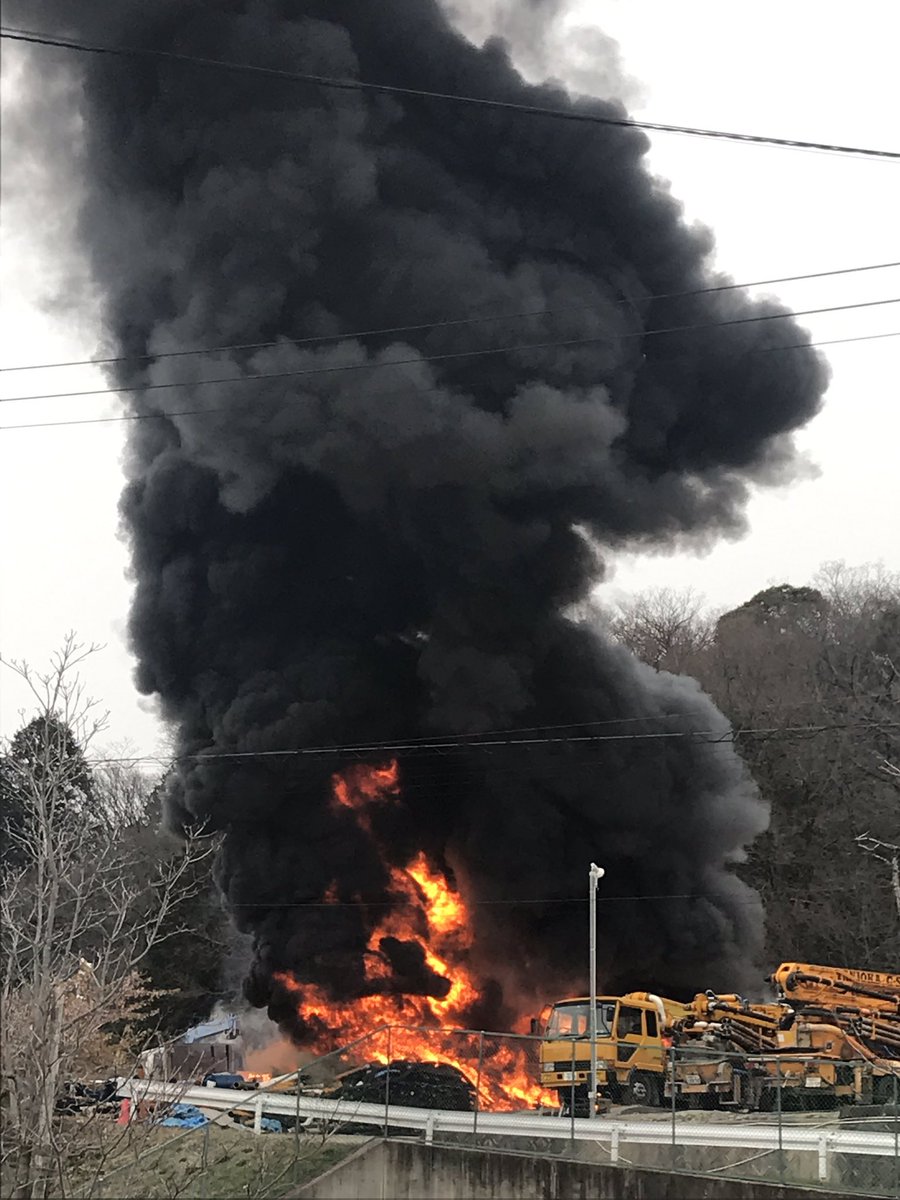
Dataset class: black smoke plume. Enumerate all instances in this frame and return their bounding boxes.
[11,1,829,1024]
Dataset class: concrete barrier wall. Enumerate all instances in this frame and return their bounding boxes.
[294,1139,849,1200]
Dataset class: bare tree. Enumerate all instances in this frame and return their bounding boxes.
[691,566,899,968]
[813,561,900,785]
[0,637,214,1199]
[856,831,900,922]
[810,564,900,937]
[605,586,716,672]
[92,746,157,832]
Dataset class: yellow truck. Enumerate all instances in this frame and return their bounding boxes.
[534,990,726,1112]
[534,963,900,1112]
[768,962,900,1105]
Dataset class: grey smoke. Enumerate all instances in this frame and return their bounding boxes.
[7,0,828,1029]
[442,0,644,105]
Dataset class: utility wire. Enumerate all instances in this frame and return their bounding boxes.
[77,719,900,768]
[3,27,899,161]
[70,705,864,769]
[753,330,899,353]
[2,329,898,433]
[224,892,770,909]
[2,298,896,407]
[3,260,898,375]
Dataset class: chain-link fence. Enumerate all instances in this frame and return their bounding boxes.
[365,1028,899,1198]
[54,1028,900,1197]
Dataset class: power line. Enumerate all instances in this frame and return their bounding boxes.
[3,260,898,375]
[223,892,768,909]
[2,329,898,433]
[43,703,867,763]
[3,26,899,161]
[52,704,867,768]
[78,719,900,768]
[75,710,727,771]
[754,330,900,354]
[2,298,896,407]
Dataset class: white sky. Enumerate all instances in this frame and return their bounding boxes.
[1,0,898,751]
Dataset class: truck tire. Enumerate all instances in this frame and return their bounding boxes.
[626,1071,661,1107]
[559,1085,590,1117]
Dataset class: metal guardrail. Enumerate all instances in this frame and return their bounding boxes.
[121,1079,897,1162]
[119,1025,900,1195]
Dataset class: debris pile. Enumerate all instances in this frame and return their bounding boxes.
[330,1060,475,1112]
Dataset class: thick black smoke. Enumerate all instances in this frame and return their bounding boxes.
[12,1,829,1023]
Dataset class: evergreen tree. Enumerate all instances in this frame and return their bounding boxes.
[0,715,95,872]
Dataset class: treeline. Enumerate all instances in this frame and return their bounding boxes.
[0,642,226,1049]
[604,562,899,972]
[0,640,232,1195]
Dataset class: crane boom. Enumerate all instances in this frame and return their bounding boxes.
[771,963,900,1012]
[535,960,900,1111]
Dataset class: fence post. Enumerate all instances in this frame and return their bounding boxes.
[893,1071,898,1199]
[817,1133,828,1183]
[775,1059,784,1183]
[294,1068,302,1182]
[198,1118,211,1200]
[670,1043,677,1167]
[384,1026,393,1139]
[473,1031,484,1138]
[570,1040,576,1144]
[253,1095,263,1136]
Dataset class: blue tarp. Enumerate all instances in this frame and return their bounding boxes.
[159,1102,283,1133]
[160,1104,208,1128]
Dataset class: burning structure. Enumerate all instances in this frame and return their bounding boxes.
[12,0,829,1096]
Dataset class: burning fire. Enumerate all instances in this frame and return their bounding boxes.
[274,761,555,1110]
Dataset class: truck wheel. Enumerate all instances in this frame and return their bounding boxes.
[627,1071,661,1107]
[560,1085,591,1117]
[873,1076,896,1106]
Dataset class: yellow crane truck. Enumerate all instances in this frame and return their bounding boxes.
[534,963,899,1113]
[767,962,900,1105]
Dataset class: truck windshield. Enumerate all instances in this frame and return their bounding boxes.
[546,1002,613,1039]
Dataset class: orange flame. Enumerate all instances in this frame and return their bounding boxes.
[275,761,556,1110]
[331,761,399,832]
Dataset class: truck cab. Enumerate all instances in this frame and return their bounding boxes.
[536,992,679,1109]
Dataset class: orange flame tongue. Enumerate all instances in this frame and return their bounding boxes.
[331,761,400,833]
[407,854,471,943]
[276,762,554,1109]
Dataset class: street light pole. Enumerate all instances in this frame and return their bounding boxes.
[588,862,605,1119]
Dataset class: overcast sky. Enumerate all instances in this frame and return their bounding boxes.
[1,0,898,752]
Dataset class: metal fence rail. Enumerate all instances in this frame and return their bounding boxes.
[120,1023,900,1197]
[121,1077,898,1196]
[120,1078,898,1156]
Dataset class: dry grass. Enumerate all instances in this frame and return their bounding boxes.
[4,1122,364,1199]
